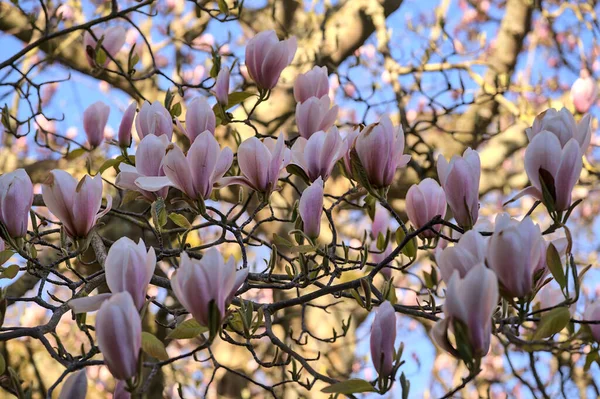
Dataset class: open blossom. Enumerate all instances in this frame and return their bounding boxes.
[405,178,447,238]
[294,66,329,102]
[176,97,216,142]
[522,131,583,211]
[354,116,411,188]
[135,101,173,141]
[95,292,141,381]
[295,96,338,139]
[83,26,126,67]
[105,237,156,310]
[0,169,33,238]
[437,148,480,229]
[370,301,396,377]
[432,264,498,358]
[245,30,297,90]
[136,131,233,201]
[571,70,598,114]
[83,101,110,148]
[171,249,248,326]
[42,170,112,238]
[299,177,324,239]
[221,134,291,195]
[212,67,230,106]
[526,107,592,154]
[486,213,545,298]
[291,127,347,182]
[118,102,137,148]
[115,134,170,201]
[435,230,486,283]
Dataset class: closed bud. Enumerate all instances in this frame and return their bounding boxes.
[299,177,324,239]
[83,101,110,148]
[212,67,230,106]
[571,70,597,114]
[0,169,33,238]
[58,370,87,399]
[370,301,396,377]
[405,178,447,238]
[245,30,297,90]
[294,66,329,103]
[118,102,137,148]
[178,97,216,142]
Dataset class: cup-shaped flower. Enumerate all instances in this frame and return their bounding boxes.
[437,148,480,229]
[105,237,156,310]
[370,301,396,377]
[0,169,33,238]
[58,370,87,399]
[136,131,233,203]
[295,96,338,139]
[116,135,171,201]
[245,30,297,90]
[341,127,360,177]
[584,302,600,342]
[171,249,248,327]
[118,102,137,148]
[84,26,126,67]
[526,107,592,154]
[299,177,324,239]
[523,131,583,212]
[95,292,141,381]
[405,178,447,238]
[291,127,347,182]
[431,264,498,359]
[177,97,216,143]
[42,170,112,238]
[135,101,173,141]
[486,213,545,298]
[83,101,110,148]
[571,70,598,114]
[354,116,411,188]
[221,134,291,195]
[294,66,329,103]
[212,67,230,106]
[435,230,486,283]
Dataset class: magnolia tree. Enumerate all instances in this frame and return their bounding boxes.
[1,0,600,398]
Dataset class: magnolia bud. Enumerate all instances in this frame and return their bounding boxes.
[245,30,297,90]
[83,101,110,148]
[0,169,33,238]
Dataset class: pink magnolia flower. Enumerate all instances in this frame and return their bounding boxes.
[571,70,598,114]
[526,107,592,154]
[135,101,173,141]
[176,97,216,142]
[83,26,127,67]
[171,249,248,326]
[435,230,486,283]
[355,116,411,188]
[584,302,600,342]
[245,30,297,90]
[370,301,396,377]
[136,131,233,201]
[95,292,141,381]
[291,127,347,182]
[341,127,360,177]
[212,67,230,106]
[295,96,338,139]
[58,370,87,399]
[83,101,110,148]
[105,237,156,310]
[221,134,291,195]
[437,148,480,229]
[486,213,545,298]
[405,178,447,238]
[118,102,137,148]
[294,66,329,102]
[41,170,112,238]
[299,177,324,239]
[432,264,498,358]
[0,169,33,238]
[115,134,170,201]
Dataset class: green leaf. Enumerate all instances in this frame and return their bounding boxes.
[167,319,208,340]
[168,213,192,230]
[170,102,182,118]
[321,379,376,394]
[0,353,5,375]
[1,265,19,279]
[98,158,122,174]
[217,0,229,14]
[585,350,599,371]
[95,48,107,66]
[546,243,566,290]
[225,92,254,109]
[533,307,570,340]
[151,198,168,230]
[285,164,310,185]
[272,234,293,249]
[141,332,169,361]
[395,227,416,258]
[66,148,87,160]
[0,250,14,266]
[289,245,315,254]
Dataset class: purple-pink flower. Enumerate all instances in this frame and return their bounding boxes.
[295,96,338,139]
[299,177,324,239]
[0,169,33,238]
[294,66,329,103]
[83,101,110,148]
[405,178,447,238]
[370,301,396,377]
[291,127,346,182]
[245,30,297,90]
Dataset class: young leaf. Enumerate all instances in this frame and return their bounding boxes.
[546,243,566,289]
[141,332,169,361]
[533,307,570,340]
[167,319,208,340]
[321,379,376,394]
